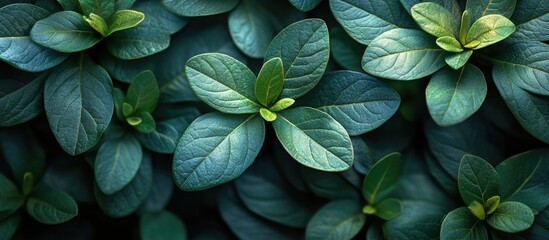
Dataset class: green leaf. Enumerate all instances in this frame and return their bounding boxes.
[330,0,415,45]
[0,4,68,72]
[42,156,94,204]
[468,200,486,220]
[0,213,21,240]
[255,57,284,107]
[136,115,196,154]
[123,103,133,117]
[487,201,534,233]
[26,183,78,224]
[83,13,109,37]
[458,154,499,206]
[114,0,135,10]
[133,111,156,133]
[140,211,187,240]
[362,29,447,80]
[273,107,353,171]
[305,200,365,240]
[411,2,458,38]
[142,165,174,212]
[375,198,401,220]
[465,0,516,22]
[362,152,401,204]
[330,26,365,72]
[126,70,159,114]
[228,0,276,58]
[186,53,261,114]
[95,152,153,217]
[95,134,142,195]
[460,10,471,45]
[265,18,329,99]
[385,200,449,240]
[57,0,81,11]
[21,172,34,196]
[485,196,500,215]
[299,70,400,136]
[0,125,45,185]
[436,36,463,52]
[288,0,322,12]
[133,0,187,35]
[161,0,239,17]
[426,64,487,126]
[510,0,549,41]
[496,149,549,212]
[440,207,488,240]
[78,0,114,20]
[445,50,473,70]
[0,173,24,221]
[113,88,125,121]
[259,108,277,122]
[269,98,295,112]
[173,113,265,191]
[30,11,103,52]
[301,168,361,201]
[0,76,45,127]
[44,54,114,155]
[465,14,515,49]
[107,10,144,35]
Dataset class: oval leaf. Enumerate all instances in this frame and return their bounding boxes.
[0,173,24,220]
[26,183,78,224]
[362,28,447,80]
[0,76,45,127]
[440,207,488,240]
[445,50,473,70]
[375,198,401,221]
[330,26,365,72]
[465,0,516,21]
[305,200,365,240]
[487,201,535,233]
[302,167,361,201]
[78,0,114,20]
[458,154,499,206]
[466,14,515,49]
[289,0,322,12]
[0,213,21,240]
[140,211,187,240]
[136,117,194,154]
[0,125,45,186]
[255,57,284,107]
[161,0,239,17]
[173,113,265,191]
[126,70,159,114]
[265,18,329,99]
[273,107,353,171]
[362,152,401,204]
[510,1,549,42]
[108,9,144,35]
[186,53,261,114]
[411,2,458,38]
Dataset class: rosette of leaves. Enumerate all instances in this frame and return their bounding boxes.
[330,0,549,143]
[0,126,78,240]
[172,18,400,191]
[440,149,549,239]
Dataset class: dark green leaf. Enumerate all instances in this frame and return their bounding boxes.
[329,26,365,72]
[113,88,125,120]
[458,154,499,206]
[465,14,515,49]
[136,116,194,154]
[362,152,401,204]
[173,113,265,191]
[440,207,488,240]
[161,0,239,17]
[509,0,549,41]
[133,111,156,133]
[496,149,549,212]
[265,18,329,99]
[26,183,78,224]
[44,54,113,155]
[95,134,142,195]
[0,76,45,127]
[107,10,144,35]
[288,0,322,12]
[426,64,487,126]
[229,0,276,58]
[466,0,516,22]
[0,213,21,240]
[273,107,353,171]
[255,57,284,107]
[362,29,447,80]
[445,50,473,70]
[302,167,361,200]
[43,156,94,204]
[0,4,68,72]
[487,201,535,233]
[78,0,114,20]
[300,70,400,136]
[523,207,549,239]
[114,0,134,11]
[375,198,401,220]
[57,0,80,11]
[305,200,365,240]
[0,125,45,185]
[186,53,261,114]
[126,70,159,114]
[400,0,462,17]
[31,11,103,52]
[330,0,415,45]
[0,174,24,221]
[385,200,449,240]
[142,164,174,212]
[133,0,187,35]
[411,2,458,38]
[140,211,187,240]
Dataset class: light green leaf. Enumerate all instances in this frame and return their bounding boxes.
[78,0,114,20]
[362,29,447,80]
[299,70,400,136]
[485,196,500,215]
[445,50,473,70]
[411,2,458,38]
[0,4,68,72]
[126,70,159,114]
[305,200,365,240]
[468,200,486,220]
[255,57,284,107]
[426,64,487,126]
[161,0,239,17]
[140,211,187,240]
[265,18,329,99]
[186,53,260,114]
[95,134,142,195]
[0,213,21,240]
[273,107,353,171]
[269,98,295,112]
[0,174,24,221]
[0,76,45,127]
[289,0,322,12]
[465,0,516,21]
[173,113,265,191]
[26,183,78,224]
[133,111,156,133]
[0,125,45,186]
[510,0,549,41]
[362,152,401,204]
[83,13,109,37]
[440,207,488,240]
[107,10,144,35]
[31,11,103,52]
[259,108,277,122]
[123,103,133,117]
[465,14,515,49]
[487,201,534,233]
[460,10,471,44]
[375,198,401,220]
[458,154,499,206]
[436,36,463,52]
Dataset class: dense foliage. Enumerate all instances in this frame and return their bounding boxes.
[0,0,547,239]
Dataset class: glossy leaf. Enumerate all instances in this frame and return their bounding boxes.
[375,198,401,220]
[0,4,68,72]
[0,76,45,127]
[496,149,549,212]
[26,183,78,224]
[362,152,401,204]
[458,154,499,206]
[31,11,102,52]
[273,107,353,171]
[445,50,473,70]
[136,116,195,154]
[255,57,284,107]
[289,0,322,12]
[440,207,488,240]
[108,10,144,35]
[465,14,515,49]
[173,113,265,191]
[411,2,457,38]
[300,70,400,136]
[140,211,187,240]
[186,53,261,114]
[161,0,239,17]
[126,70,159,114]
[426,64,487,126]
[487,201,534,233]
[510,0,549,41]
[78,0,114,20]
[362,29,447,80]
[0,126,45,186]
[44,55,113,155]
[265,18,329,99]
[305,200,365,240]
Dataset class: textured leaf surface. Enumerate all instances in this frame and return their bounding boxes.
[136,116,194,154]
[411,2,458,38]
[161,0,239,17]
[140,211,187,240]
[458,154,499,206]
[465,14,515,49]
[26,184,78,224]
[229,0,276,58]
[487,201,534,233]
[510,0,549,41]
[330,26,365,71]
[0,76,45,127]
[385,200,448,240]
[440,207,488,240]
[362,152,401,204]
[255,57,284,107]
[305,200,365,240]
[466,0,516,21]
[126,70,159,114]
[78,0,114,20]
[289,0,322,12]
